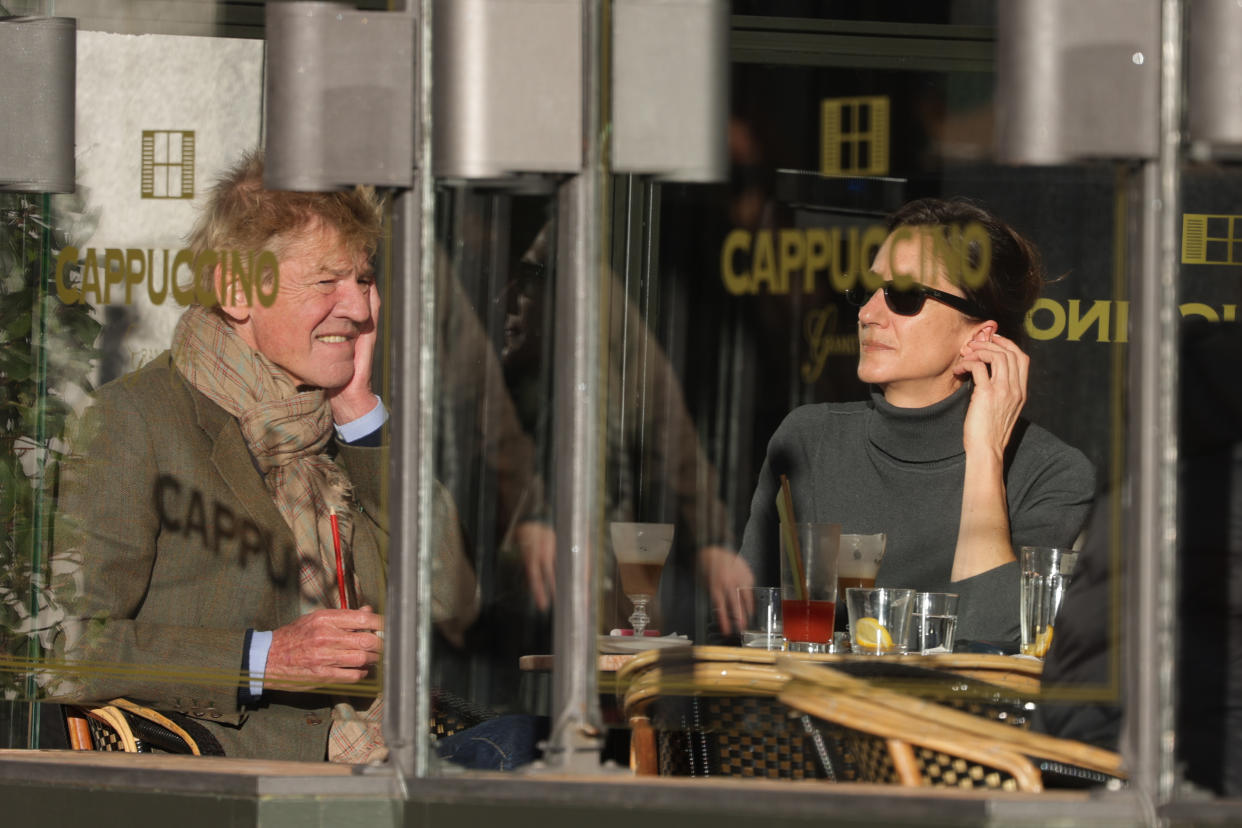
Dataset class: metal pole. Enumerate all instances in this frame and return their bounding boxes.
[545,0,606,771]
[382,0,432,780]
[1125,0,1182,803]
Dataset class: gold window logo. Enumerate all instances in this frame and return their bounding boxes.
[821,96,889,177]
[141,130,196,199]
[1182,213,1242,265]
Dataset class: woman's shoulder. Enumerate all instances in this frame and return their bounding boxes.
[1009,419,1095,486]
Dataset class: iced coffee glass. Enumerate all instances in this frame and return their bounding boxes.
[610,522,675,636]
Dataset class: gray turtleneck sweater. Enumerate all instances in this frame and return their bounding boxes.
[739,384,1095,643]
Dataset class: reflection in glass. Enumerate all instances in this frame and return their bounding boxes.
[0,190,100,749]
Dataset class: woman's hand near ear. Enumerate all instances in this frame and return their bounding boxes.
[957,331,1029,458]
[950,331,1029,582]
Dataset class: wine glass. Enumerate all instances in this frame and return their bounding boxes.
[609,522,674,636]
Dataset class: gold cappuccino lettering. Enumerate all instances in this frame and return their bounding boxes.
[959,221,990,289]
[1180,302,1219,322]
[1024,298,1130,343]
[51,247,282,307]
[102,248,125,305]
[831,227,862,292]
[804,228,831,292]
[124,248,146,305]
[721,229,753,295]
[55,246,80,304]
[778,229,804,295]
[81,249,103,305]
[1026,298,1066,341]
[171,249,196,306]
[147,249,169,305]
[1067,299,1112,342]
[193,251,219,307]
[254,251,280,308]
[859,224,888,288]
[751,231,778,293]
[224,250,255,306]
[719,221,978,296]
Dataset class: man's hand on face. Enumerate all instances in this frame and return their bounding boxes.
[327,286,381,424]
[265,606,384,689]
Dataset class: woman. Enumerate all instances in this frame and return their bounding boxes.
[737,198,1095,643]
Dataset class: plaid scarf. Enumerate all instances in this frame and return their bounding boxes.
[171,305,354,612]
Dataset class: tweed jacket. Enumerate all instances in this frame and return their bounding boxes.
[51,353,387,761]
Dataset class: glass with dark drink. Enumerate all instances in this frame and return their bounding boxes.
[835,533,887,633]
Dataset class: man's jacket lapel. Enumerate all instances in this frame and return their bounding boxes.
[178,367,302,610]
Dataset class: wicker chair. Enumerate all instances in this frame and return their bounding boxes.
[776,657,1126,792]
[620,647,821,779]
[618,646,1045,781]
[64,699,225,756]
[64,688,492,757]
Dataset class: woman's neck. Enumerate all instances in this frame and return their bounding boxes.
[867,382,973,463]
[879,374,965,408]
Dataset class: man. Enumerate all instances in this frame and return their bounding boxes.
[51,151,399,761]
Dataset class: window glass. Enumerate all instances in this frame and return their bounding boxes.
[5,0,1236,807]
[428,188,558,727]
[1166,165,1242,796]
[1,11,395,763]
[588,3,1130,787]
[423,4,1136,786]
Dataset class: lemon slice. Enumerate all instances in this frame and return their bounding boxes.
[1022,626,1054,658]
[855,616,893,650]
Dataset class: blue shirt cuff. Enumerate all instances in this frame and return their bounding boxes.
[247,629,273,698]
[334,396,388,444]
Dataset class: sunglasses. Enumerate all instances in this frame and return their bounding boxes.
[846,283,987,320]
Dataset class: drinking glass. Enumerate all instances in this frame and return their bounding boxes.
[910,592,959,654]
[779,522,841,653]
[738,586,783,650]
[846,587,915,655]
[1020,546,1078,658]
[835,533,887,632]
[610,522,674,636]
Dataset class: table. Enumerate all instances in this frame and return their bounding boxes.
[615,647,1085,785]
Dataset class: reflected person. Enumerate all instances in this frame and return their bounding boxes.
[737,198,1095,643]
[1038,318,1242,795]
[502,222,751,634]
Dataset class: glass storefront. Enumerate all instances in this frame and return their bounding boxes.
[1,0,1239,823]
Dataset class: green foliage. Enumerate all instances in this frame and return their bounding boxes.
[0,191,100,701]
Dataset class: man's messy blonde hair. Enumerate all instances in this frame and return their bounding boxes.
[186,149,383,301]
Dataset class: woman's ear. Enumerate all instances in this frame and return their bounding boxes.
[214,264,250,324]
[971,322,997,343]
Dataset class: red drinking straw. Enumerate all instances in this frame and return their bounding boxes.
[330,509,348,609]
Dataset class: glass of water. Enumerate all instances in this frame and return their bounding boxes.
[910,592,959,654]
[1020,546,1078,658]
[738,586,784,650]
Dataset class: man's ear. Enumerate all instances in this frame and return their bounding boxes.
[214,264,250,324]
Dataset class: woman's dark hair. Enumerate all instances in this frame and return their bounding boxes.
[887,197,1043,347]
